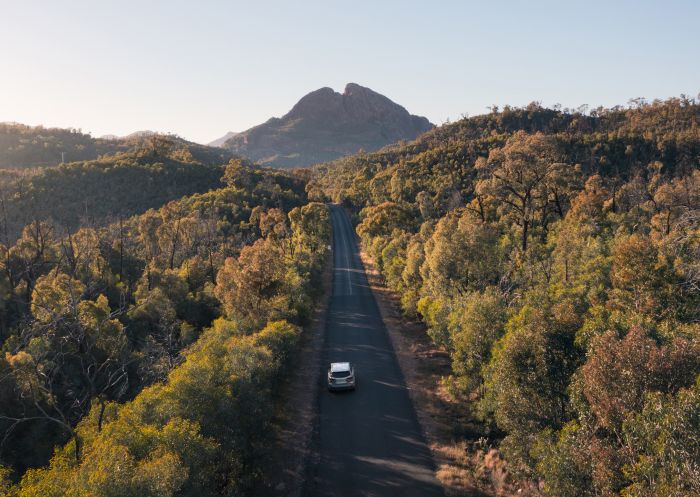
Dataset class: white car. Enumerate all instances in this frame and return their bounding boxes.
[327,362,356,391]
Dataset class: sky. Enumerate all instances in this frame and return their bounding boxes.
[1,0,698,144]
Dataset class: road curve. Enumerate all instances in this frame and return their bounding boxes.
[306,205,444,497]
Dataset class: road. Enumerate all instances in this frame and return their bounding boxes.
[307,205,444,497]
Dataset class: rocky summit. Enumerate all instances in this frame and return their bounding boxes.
[221,83,433,168]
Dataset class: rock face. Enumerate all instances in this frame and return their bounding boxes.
[223,83,433,168]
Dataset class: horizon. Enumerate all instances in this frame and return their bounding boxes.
[2,84,698,145]
[2,0,699,144]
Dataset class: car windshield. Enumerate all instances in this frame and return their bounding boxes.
[330,370,351,378]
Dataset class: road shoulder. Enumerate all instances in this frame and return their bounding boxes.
[258,243,333,497]
[359,249,501,497]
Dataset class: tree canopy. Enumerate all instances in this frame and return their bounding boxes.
[0,157,330,495]
[309,96,700,497]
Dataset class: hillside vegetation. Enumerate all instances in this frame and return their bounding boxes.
[0,124,233,169]
[310,96,700,497]
[1,94,698,497]
[0,160,330,496]
[0,136,238,242]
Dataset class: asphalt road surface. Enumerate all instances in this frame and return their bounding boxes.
[307,205,444,497]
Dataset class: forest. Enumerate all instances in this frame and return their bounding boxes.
[309,96,700,497]
[0,136,237,242]
[1,95,698,497]
[0,157,330,496]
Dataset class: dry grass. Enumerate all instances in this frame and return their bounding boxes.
[434,442,541,497]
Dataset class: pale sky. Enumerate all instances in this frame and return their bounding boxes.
[1,0,698,144]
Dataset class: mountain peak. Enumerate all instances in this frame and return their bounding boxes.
[285,86,343,120]
[343,82,369,94]
[222,84,433,167]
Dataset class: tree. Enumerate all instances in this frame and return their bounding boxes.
[222,158,256,190]
[448,287,507,391]
[476,132,571,252]
[481,295,583,471]
[255,208,289,242]
[399,233,427,316]
[214,238,290,329]
[416,191,434,220]
[57,227,107,284]
[288,203,331,255]
[0,465,11,496]
[650,170,700,237]
[581,327,700,437]
[533,422,595,497]
[420,209,503,298]
[623,378,700,497]
[7,221,58,303]
[3,272,131,462]
[356,202,416,240]
[608,234,665,317]
[128,286,182,381]
[156,201,199,270]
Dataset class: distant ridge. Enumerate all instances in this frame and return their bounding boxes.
[220,83,433,168]
[0,123,233,169]
[208,131,238,148]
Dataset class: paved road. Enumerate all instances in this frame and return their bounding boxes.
[307,205,444,497]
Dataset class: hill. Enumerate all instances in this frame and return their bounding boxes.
[309,96,700,497]
[0,160,329,496]
[0,136,239,242]
[222,83,433,168]
[0,123,233,169]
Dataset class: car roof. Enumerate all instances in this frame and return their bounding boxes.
[330,362,351,372]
